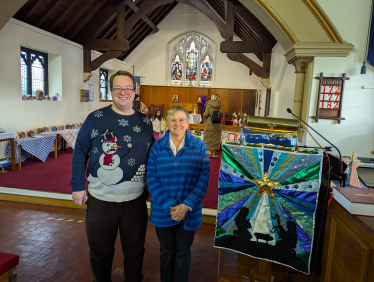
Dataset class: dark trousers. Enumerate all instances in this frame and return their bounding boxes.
[155,224,195,282]
[86,190,148,282]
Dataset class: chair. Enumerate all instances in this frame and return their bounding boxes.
[148,104,164,118]
[0,252,19,282]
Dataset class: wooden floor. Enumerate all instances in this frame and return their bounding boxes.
[0,200,315,282]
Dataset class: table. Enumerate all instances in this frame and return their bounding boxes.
[41,129,80,155]
[189,113,202,124]
[5,134,57,170]
[321,199,374,281]
[0,132,17,171]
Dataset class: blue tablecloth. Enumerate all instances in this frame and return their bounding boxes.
[5,134,57,163]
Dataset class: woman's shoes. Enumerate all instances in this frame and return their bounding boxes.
[212,151,217,159]
[207,150,212,156]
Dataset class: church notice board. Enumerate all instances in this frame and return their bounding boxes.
[214,144,323,274]
[311,73,349,123]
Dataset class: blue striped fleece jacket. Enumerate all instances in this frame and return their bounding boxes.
[146,130,210,231]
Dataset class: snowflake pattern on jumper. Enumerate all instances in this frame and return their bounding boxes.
[123,135,132,142]
[91,129,98,139]
[143,116,151,125]
[131,164,146,182]
[128,158,135,166]
[94,110,103,118]
[133,126,141,133]
[92,147,99,153]
[118,119,129,127]
[147,141,152,150]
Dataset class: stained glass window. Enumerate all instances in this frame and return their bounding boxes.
[169,32,216,87]
[186,41,198,86]
[171,54,183,86]
[100,68,109,100]
[200,55,213,87]
[20,47,48,100]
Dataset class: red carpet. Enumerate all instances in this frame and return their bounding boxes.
[0,151,220,209]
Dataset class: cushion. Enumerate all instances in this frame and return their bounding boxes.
[0,252,19,275]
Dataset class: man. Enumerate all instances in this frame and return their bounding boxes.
[71,70,155,282]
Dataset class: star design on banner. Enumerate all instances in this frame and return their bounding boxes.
[252,172,280,198]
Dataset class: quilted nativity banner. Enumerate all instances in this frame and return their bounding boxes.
[214,144,323,274]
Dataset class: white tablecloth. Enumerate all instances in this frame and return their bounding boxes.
[189,114,202,124]
[0,131,17,141]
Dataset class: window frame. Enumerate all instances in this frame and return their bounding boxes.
[99,68,109,100]
[20,46,49,97]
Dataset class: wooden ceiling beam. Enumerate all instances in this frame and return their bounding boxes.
[37,0,65,27]
[23,0,45,22]
[123,0,174,39]
[117,2,126,39]
[90,51,123,71]
[126,0,159,34]
[59,0,96,37]
[49,0,77,32]
[67,0,110,40]
[232,0,275,41]
[262,52,271,78]
[84,39,129,51]
[225,0,234,41]
[220,41,276,53]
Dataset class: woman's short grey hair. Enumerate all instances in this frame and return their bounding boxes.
[165,106,190,125]
[109,70,136,91]
[211,94,220,100]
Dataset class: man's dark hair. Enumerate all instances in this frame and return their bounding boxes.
[109,70,136,91]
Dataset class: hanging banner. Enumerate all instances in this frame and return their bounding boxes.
[214,144,323,274]
[134,76,141,96]
[367,6,374,65]
[89,84,94,101]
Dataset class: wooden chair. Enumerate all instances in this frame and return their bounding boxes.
[148,104,164,118]
[0,252,19,282]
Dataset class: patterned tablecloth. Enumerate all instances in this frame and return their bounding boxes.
[41,129,80,150]
[189,114,202,124]
[0,131,17,141]
[5,134,57,163]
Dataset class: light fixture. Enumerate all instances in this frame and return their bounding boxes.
[361,61,367,74]
[361,1,374,74]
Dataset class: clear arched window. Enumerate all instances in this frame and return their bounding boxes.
[169,32,216,87]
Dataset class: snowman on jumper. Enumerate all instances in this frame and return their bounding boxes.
[97,129,123,185]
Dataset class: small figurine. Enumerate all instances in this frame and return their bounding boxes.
[234,117,238,126]
[18,131,25,139]
[57,125,64,131]
[232,111,237,119]
[65,124,71,130]
[71,124,76,129]
[27,130,35,137]
[36,128,43,134]
[51,126,57,132]
[238,117,243,127]
[42,127,49,132]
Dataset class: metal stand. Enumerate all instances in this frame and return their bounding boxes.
[244,260,274,282]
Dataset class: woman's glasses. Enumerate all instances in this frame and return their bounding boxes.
[111,87,134,94]
[170,118,187,124]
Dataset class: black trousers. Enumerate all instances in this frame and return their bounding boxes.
[85,190,148,282]
[155,223,195,282]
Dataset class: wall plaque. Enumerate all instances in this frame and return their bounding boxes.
[311,73,349,123]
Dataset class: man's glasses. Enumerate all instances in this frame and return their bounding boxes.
[111,87,134,94]
[170,118,187,124]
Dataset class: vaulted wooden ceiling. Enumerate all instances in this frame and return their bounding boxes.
[13,0,277,76]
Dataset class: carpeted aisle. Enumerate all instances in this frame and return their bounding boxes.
[0,151,220,209]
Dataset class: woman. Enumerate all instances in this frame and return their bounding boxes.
[203,94,224,158]
[147,106,210,282]
[133,94,149,114]
[152,109,165,140]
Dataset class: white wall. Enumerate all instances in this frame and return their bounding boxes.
[305,0,374,158]
[125,4,260,90]
[0,19,128,157]
[269,43,296,118]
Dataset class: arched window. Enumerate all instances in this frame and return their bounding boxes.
[168,32,216,87]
